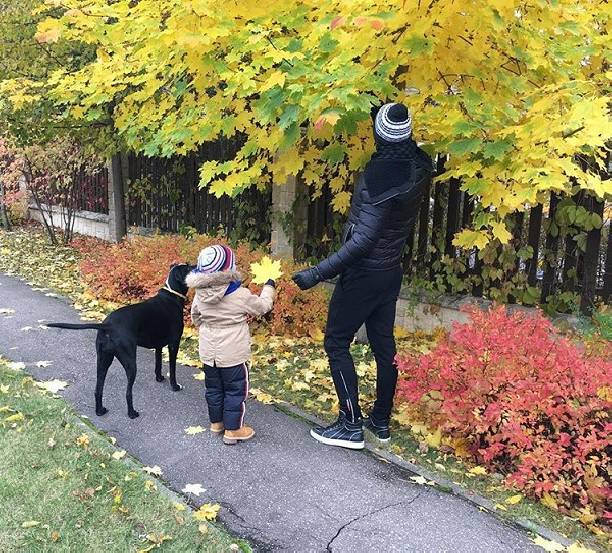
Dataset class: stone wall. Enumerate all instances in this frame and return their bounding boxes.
[28,204,111,241]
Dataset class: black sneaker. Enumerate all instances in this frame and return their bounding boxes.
[364,416,391,443]
[310,416,365,450]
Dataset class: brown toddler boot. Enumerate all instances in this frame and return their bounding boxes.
[223,425,255,445]
[210,422,224,434]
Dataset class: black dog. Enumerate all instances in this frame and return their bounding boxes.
[47,263,193,419]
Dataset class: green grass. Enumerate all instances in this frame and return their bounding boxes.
[0,359,244,552]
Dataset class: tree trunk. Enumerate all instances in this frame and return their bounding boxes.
[0,178,12,230]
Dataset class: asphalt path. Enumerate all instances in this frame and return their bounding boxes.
[0,272,540,552]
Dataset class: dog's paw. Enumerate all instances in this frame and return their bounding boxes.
[96,407,108,416]
[172,383,183,392]
[128,410,140,419]
[156,375,165,382]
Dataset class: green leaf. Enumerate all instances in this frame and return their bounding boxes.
[482,140,512,161]
[278,104,300,129]
[448,138,481,156]
[319,33,338,53]
[321,143,346,164]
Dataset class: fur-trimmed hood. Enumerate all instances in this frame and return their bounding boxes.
[186,270,242,305]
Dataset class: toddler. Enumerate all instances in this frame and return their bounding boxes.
[186,245,275,445]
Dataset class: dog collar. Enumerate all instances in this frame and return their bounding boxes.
[163,279,187,301]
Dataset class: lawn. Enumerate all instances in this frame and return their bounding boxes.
[0,357,244,552]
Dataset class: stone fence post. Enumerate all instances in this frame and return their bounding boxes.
[270,172,308,260]
[107,153,127,243]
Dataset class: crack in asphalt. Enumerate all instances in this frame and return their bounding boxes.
[326,493,422,552]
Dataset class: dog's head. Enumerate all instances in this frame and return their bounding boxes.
[167,263,194,297]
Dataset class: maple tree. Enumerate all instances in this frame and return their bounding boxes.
[0,0,610,245]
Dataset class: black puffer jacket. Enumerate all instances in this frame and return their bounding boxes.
[316,150,432,279]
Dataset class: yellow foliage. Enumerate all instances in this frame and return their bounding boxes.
[1,0,610,245]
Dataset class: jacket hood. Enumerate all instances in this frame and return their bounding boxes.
[186,270,243,305]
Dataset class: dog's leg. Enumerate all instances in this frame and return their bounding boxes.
[155,348,164,382]
[168,341,182,392]
[95,351,114,416]
[116,347,139,419]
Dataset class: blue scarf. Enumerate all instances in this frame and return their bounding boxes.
[224,281,241,296]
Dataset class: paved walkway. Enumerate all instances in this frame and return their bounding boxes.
[0,273,540,552]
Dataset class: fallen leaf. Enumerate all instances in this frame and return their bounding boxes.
[250,256,283,285]
[50,530,60,542]
[47,437,56,449]
[112,450,127,460]
[0,308,15,315]
[494,503,508,511]
[566,543,596,553]
[174,503,186,511]
[308,327,324,342]
[468,466,487,476]
[250,388,275,404]
[291,381,310,392]
[35,361,53,368]
[0,384,9,394]
[21,520,41,528]
[198,523,209,535]
[540,492,558,510]
[182,483,206,496]
[8,361,25,371]
[143,465,163,477]
[75,434,89,448]
[531,536,565,552]
[505,494,523,505]
[35,379,68,394]
[193,503,220,521]
[184,426,206,435]
[5,412,24,422]
[193,372,206,381]
[20,326,33,332]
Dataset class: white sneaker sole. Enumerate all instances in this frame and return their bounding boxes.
[310,428,365,450]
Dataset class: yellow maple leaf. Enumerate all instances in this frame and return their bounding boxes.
[250,256,283,284]
[250,388,276,404]
[260,71,286,91]
[308,327,325,342]
[194,503,221,521]
[505,494,523,505]
[184,426,206,435]
[540,491,558,511]
[424,429,442,449]
[566,543,596,553]
[468,466,487,476]
[531,535,564,552]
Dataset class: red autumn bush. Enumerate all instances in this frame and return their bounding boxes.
[73,233,328,337]
[396,305,612,526]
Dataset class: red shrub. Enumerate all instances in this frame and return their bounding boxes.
[74,234,328,337]
[396,305,612,526]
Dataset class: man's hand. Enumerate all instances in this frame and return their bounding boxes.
[292,267,322,291]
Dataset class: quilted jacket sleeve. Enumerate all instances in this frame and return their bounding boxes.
[315,188,392,280]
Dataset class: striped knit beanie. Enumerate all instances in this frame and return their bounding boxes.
[374,103,413,143]
[195,245,236,274]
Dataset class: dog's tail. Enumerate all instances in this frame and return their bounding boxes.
[46,322,109,331]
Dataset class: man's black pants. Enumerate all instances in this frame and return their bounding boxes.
[324,266,403,423]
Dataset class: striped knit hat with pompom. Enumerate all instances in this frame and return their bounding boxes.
[195,245,236,274]
[374,102,413,143]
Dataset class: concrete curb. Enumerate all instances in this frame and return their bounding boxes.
[274,402,573,548]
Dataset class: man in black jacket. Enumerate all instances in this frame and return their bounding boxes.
[292,102,432,450]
